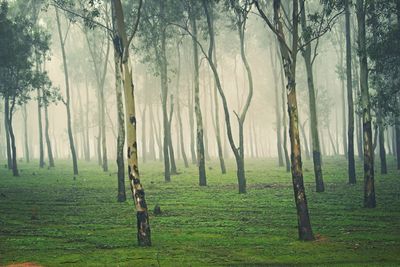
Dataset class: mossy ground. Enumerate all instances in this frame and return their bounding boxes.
[0,157,399,266]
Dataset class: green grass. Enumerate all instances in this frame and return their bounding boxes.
[0,156,399,266]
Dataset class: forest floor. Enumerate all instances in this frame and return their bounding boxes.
[0,157,399,266]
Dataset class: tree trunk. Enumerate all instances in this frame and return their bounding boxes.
[188,81,196,164]
[112,0,151,246]
[356,0,376,208]
[8,97,18,176]
[345,0,356,183]
[209,31,226,174]
[338,33,348,158]
[22,104,30,163]
[270,48,284,166]
[56,8,78,175]
[378,123,387,174]
[299,0,324,191]
[44,100,55,167]
[114,48,126,202]
[396,123,400,169]
[37,88,45,168]
[85,80,91,161]
[4,97,12,170]
[148,103,157,161]
[256,0,314,240]
[327,125,338,155]
[176,43,189,168]
[141,103,147,163]
[167,95,177,174]
[159,1,171,182]
[300,120,311,161]
[189,8,207,186]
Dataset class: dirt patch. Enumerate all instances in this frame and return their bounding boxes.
[7,262,43,267]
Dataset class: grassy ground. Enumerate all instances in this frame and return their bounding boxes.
[0,156,399,266]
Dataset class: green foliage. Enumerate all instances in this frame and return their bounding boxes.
[0,158,399,266]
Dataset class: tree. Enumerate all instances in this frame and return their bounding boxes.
[356,0,375,208]
[345,0,357,183]
[188,0,207,186]
[111,0,151,246]
[55,7,79,175]
[0,2,35,176]
[255,0,314,240]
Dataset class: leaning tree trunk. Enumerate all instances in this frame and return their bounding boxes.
[255,0,314,240]
[208,29,226,174]
[345,0,356,184]
[37,87,45,168]
[189,9,207,186]
[356,0,375,208]
[56,8,78,175]
[112,0,151,246]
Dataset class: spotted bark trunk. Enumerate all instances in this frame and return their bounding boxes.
[4,97,12,170]
[356,0,376,208]
[112,0,151,246]
[256,0,314,240]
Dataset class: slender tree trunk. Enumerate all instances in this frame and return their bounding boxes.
[189,8,206,186]
[209,28,226,174]
[44,101,55,167]
[378,122,387,174]
[56,8,78,175]
[37,88,45,168]
[22,104,30,163]
[396,123,400,169]
[356,0,375,208]
[148,103,157,161]
[176,43,189,168]
[188,82,196,164]
[271,48,284,166]
[300,120,311,161]
[114,48,126,202]
[141,103,147,163]
[327,125,338,155]
[4,97,12,170]
[338,33,348,158]
[85,80,91,161]
[345,0,356,183]
[167,96,177,174]
[112,0,151,246]
[8,97,18,176]
[299,0,324,191]
[280,62,291,172]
